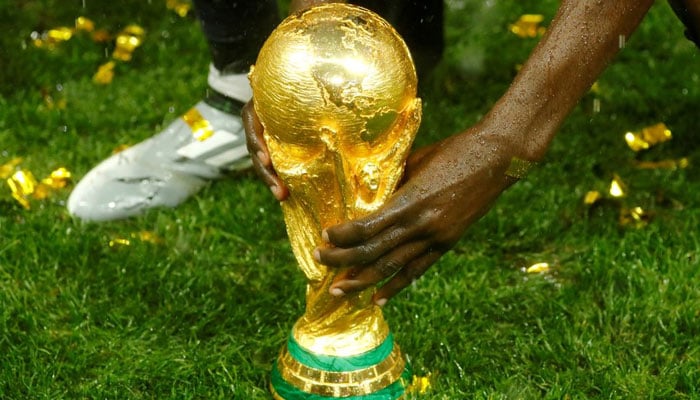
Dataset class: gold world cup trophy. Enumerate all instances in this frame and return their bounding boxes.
[249,4,422,398]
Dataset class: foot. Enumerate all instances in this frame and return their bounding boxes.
[68,94,249,221]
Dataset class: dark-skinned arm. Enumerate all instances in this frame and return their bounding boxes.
[317,0,656,305]
[245,0,655,305]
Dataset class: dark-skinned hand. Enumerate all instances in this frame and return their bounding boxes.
[245,98,519,305]
[244,0,659,306]
[315,127,519,305]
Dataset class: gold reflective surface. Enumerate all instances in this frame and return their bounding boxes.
[277,344,406,396]
[624,122,672,152]
[250,4,421,358]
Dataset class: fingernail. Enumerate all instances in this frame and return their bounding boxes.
[322,230,329,243]
[330,287,345,297]
[313,248,321,263]
[271,185,282,200]
[375,298,387,307]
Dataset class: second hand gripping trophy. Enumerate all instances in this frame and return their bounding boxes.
[249,4,422,399]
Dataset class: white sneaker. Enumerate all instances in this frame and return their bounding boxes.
[68,99,250,221]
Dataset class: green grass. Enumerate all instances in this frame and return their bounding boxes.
[1,0,699,398]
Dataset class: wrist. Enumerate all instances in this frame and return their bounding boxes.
[479,98,560,164]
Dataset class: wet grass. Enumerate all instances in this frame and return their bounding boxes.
[1,0,699,398]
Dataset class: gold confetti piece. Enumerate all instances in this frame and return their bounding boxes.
[109,231,163,248]
[634,158,689,170]
[47,27,74,42]
[182,108,214,141]
[0,158,23,179]
[526,262,551,274]
[32,26,75,48]
[583,190,602,205]
[406,374,432,395]
[619,206,652,228]
[3,163,72,209]
[509,14,546,38]
[112,24,145,61]
[93,61,116,84]
[109,238,131,248]
[41,167,72,189]
[624,122,672,152]
[609,174,627,198]
[75,16,95,32]
[166,0,193,17]
[7,170,38,209]
[132,231,164,244]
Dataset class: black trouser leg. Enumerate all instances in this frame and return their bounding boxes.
[193,0,280,74]
[353,0,445,78]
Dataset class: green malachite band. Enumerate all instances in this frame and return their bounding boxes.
[271,361,412,400]
[287,333,394,372]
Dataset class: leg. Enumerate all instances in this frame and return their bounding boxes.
[195,0,279,110]
[68,2,279,221]
[352,0,444,79]
[195,0,279,74]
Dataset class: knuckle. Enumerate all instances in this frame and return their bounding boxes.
[354,219,374,238]
[356,242,382,263]
[378,259,402,277]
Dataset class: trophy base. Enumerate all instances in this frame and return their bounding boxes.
[270,333,411,399]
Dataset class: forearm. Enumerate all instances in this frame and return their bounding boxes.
[484,0,655,161]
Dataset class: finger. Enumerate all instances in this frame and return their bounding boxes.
[242,101,290,201]
[242,101,268,160]
[316,222,417,267]
[329,241,429,295]
[323,191,413,247]
[253,157,289,200]
[373,251,441,305]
